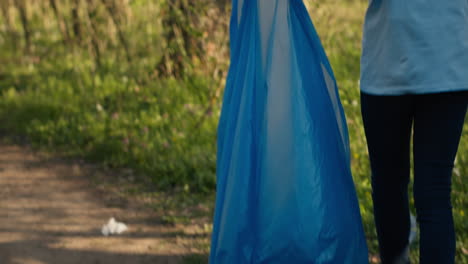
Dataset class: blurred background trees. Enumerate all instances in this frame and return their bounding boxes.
[0,0,232,191]
[0,2,466,262]
[0,0,229,78]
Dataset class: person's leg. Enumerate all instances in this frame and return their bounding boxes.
[361,92,414,263]
[413,91,468,264]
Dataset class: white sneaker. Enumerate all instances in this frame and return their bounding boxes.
[409,214,417,244]
[394,214,418,264]
[394,247,410,264]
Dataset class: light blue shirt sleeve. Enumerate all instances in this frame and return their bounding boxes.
[360,0,468,95]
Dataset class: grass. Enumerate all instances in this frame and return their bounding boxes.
[0,0,466,263]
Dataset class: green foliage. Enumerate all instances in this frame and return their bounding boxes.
[0,0,466,262]
[0,56,218,192]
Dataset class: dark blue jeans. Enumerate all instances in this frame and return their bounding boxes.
[360,91,468,264]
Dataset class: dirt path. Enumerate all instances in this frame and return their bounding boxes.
[0,143,207,264]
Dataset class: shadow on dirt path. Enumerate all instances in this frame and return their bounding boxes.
[0,144,208,264]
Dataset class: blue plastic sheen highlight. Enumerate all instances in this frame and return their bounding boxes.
[210,1,369,263]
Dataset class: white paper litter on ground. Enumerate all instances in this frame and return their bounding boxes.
[101,217,128,236]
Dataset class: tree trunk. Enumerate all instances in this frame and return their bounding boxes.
[71,0,82,42]
[14,0,31,52]
[85,0,102,67]
[0,0,12,33]
[100,0,131,62]
[156,0,203,78]
[49,0,71,45]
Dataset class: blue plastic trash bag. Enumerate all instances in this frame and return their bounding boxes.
[210,0,369,263]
